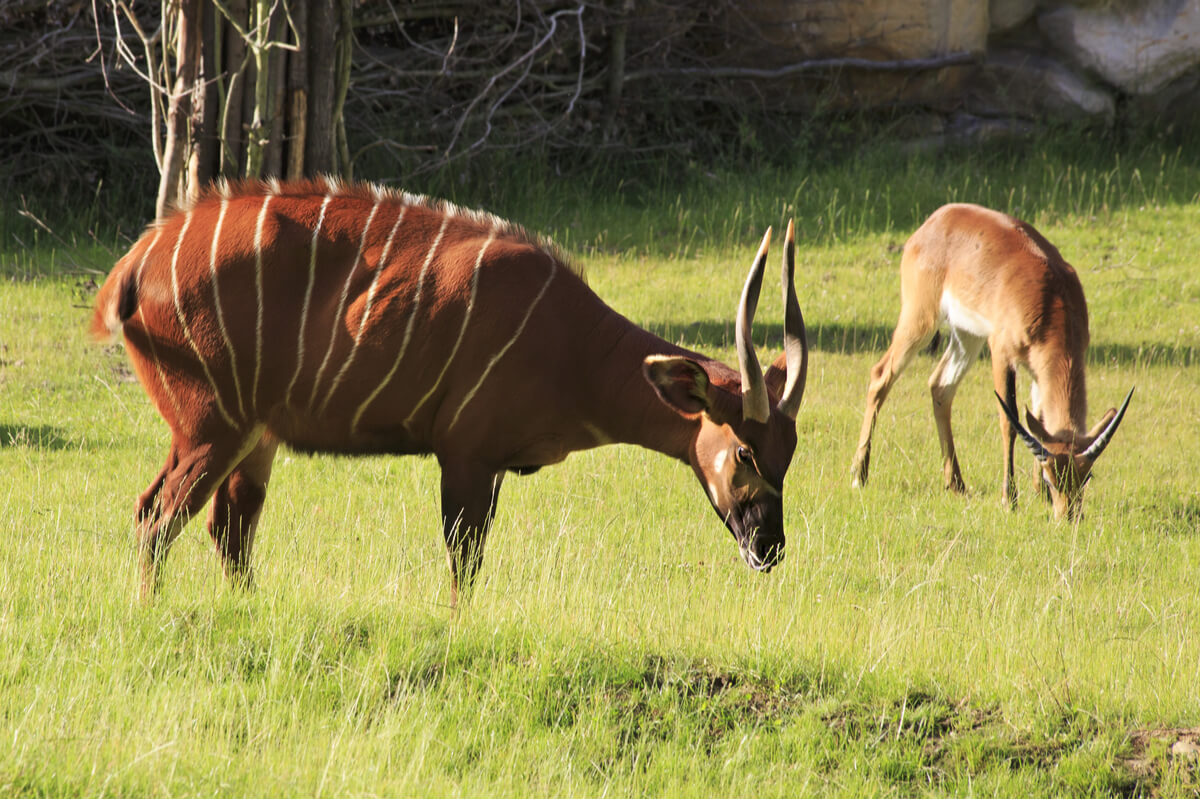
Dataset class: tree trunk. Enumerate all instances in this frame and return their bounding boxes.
[190,0,218,189]
[244,0,271,178]
[333,0,353,177]
[220,0,248,177]
[286,0,309,179]
[263,2,287,177]
[157,0,202,218]
[305,0,338,175]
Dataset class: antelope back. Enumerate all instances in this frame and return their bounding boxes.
[92,178,584,453]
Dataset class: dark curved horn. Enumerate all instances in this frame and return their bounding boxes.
[737,228,771,423]
[994,391,1051,463]
[777,218,807,420]
[1081,387,1134,462]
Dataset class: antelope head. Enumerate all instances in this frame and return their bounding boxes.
[995,388,1134,521]
[644,222,808,571]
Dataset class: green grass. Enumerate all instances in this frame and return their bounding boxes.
[2,140,1199,795]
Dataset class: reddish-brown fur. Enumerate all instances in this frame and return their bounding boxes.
[849,203,1131,520]
[94,178,808,602]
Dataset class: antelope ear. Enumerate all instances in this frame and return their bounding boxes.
[764,352,787,403]
[643,356,710,416]
[1086,406,1118,440]
[1024,408,1054,442]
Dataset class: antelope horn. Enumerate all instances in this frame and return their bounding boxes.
[994,391,1051,463]
[1080,387,1134,462]
[777,218,808,420]
[737,228,771,423]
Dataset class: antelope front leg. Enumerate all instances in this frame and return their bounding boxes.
[993,360,1018,509]
[438,460,504,608]
[206,434,279,590]
[927,330,984,494]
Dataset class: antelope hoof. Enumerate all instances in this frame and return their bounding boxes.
[850,457,869,488]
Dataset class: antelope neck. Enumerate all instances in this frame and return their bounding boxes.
[580,309,707,463]
[1031,349,1088,440]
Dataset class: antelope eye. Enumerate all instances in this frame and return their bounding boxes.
[735,445,753,465]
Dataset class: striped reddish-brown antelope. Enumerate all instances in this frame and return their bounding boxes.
[848,202,1132,521]
[92,178,808,603]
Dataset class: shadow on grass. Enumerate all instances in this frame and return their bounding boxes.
[0,424,74,450]
[646,320,898,356]
[647,320,1198,366]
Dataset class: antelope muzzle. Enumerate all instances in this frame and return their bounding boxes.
[732,500,786,572]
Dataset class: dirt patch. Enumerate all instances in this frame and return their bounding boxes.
[1123,726,1200,779]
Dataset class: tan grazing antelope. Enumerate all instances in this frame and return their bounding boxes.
[849,203,1132,520]
[92,178,808,603]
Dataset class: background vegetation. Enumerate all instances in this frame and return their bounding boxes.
[1,133,1198,795]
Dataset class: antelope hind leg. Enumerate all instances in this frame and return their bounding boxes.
[851,314,938,488]
[927,329,985,494]
[136,431,262,601]
[206,433,279,590]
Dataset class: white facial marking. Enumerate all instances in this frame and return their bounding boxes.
[714,448,728,473]
[708,481,721,504]
[405,222,499,425]
[286,193,333,407]
[449,253,559,432]
[351,210,451,431]
[170,211,237,429]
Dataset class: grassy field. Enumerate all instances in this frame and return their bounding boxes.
[1,140,1199,796]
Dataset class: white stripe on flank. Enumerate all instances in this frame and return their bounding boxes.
[286,193,334,407]
[170,211,238,429]
[318,203,409,417]
[252,192,273,416]
[403,223,498,426]
[309,198,381,411]
[448,254,559,432]
[209,197,247,420]
[131,228,183,419]
[350,212,450,432]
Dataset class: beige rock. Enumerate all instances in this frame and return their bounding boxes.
[1039,0,1200,95]
[990,0,1039,34]
[971,48,1115,124]
[1171,739,1200,759]
[748,0,989,61]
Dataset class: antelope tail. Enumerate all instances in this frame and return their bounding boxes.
[91,256,140,343]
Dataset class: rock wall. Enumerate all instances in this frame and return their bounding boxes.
[736,0,1200,138]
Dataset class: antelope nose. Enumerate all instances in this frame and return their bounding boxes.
[743,539,784,572]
